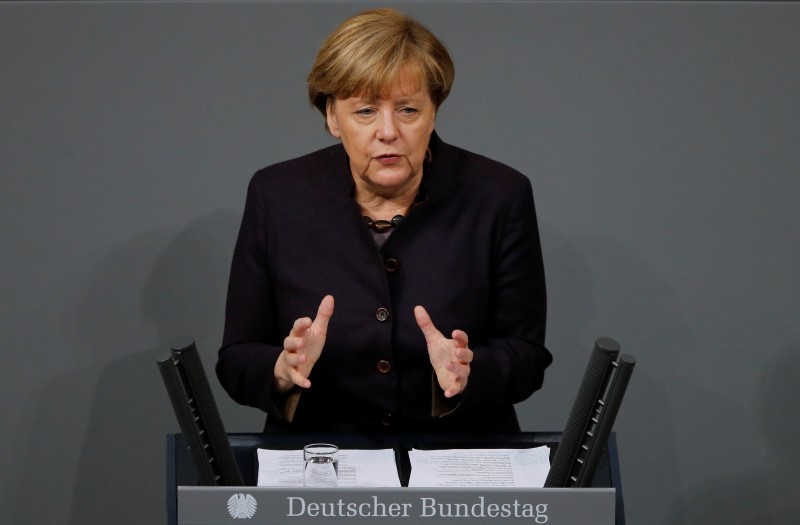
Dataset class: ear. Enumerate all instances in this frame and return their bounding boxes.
[326,98,341,138]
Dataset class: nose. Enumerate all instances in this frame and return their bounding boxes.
[376,109,399,142]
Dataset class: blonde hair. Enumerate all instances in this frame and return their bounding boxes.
[307,8,454,120]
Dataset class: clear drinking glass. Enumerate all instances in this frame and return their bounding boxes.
[303,443,339,487]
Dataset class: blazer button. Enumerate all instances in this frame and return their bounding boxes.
[376,360,392,374]
[375,307,390,322]
[381,413,393,427]
[384,257,400,272]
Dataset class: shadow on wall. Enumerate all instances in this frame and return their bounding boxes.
[7,228,169,525]
[4,210,241,525]
[523,223,685,525]
[516,223,604,429]
[69,209,241,525]
[666,345,800,525]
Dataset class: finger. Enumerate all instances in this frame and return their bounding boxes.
[414,305,443,342]
[452,329,469,348]
[289,317,312,337]
[283,334,305,352]
[448,363,470,397]
[451,346,473,364]
[283,326,311,351]
[282,350,307,367]
[444,378,465,398]
[446,360,471,380]
[288,368,311,389]
[274,350,309,392]
[312,295,335,332]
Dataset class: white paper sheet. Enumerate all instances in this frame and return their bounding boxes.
[407,447,550,488]
[257,448,402,487]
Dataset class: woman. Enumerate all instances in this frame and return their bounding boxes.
[216,8,550,434]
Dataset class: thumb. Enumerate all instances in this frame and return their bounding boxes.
[313,295,335,332]
[414,305,442,342]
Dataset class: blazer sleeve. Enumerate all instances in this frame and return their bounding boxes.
[455,175,551,414]
[215,173,286,419]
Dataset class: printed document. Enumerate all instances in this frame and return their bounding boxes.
[257,448,401,487]
[407,447,550,487]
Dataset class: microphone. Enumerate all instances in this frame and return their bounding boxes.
[545,337,635,488]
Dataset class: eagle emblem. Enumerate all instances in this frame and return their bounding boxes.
[227,493,257,519]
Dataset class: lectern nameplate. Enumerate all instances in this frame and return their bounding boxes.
[178,486,615,525]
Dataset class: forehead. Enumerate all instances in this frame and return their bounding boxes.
[342,59,428,97]
[348,70,430,103]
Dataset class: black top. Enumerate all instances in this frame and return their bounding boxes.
[216,132,550,434]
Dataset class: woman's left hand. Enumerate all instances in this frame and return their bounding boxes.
[414,305,473,398]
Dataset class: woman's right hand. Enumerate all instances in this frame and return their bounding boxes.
[273,295,334,393]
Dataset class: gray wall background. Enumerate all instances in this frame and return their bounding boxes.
[2,1,798,524]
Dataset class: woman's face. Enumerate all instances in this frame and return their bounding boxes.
[326,73,436,199]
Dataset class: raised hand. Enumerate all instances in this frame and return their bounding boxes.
[414,305,473,398]
[274,295,334,393]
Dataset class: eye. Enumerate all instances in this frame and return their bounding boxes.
[354,107,376,118]
[397,106,421,121]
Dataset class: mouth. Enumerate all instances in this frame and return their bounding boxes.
[374,154,404,165]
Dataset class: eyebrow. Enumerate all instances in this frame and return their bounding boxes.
[345,95,425,107]
[394,96,424,105]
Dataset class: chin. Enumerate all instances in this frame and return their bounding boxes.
[367,169,416,188]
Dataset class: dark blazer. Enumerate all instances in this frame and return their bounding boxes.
[216,132,551,434]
